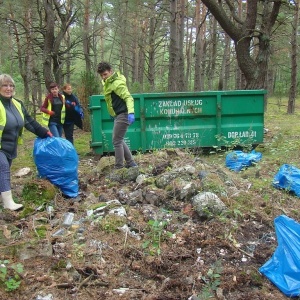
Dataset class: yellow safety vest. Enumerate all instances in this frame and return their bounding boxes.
[42,95,66,126]
[0,98,24,145]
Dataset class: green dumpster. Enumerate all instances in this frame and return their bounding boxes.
[89,90,266,155]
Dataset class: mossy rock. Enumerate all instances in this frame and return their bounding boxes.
[21,179,58,206]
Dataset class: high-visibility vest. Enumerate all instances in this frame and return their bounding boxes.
[0,98,24,145]
[42,95,66,125]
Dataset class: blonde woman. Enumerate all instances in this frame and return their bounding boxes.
[0,74,52,210]
[62,83,83,144]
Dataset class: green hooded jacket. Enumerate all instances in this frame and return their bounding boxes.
[102,71,134,117]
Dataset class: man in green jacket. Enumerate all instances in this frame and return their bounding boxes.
[97,62,137,169]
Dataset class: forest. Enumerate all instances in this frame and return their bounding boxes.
[0,0,298,117]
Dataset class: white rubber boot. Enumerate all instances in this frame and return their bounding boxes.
[1,191,23,211]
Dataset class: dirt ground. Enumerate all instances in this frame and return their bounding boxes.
[0,131,295,300]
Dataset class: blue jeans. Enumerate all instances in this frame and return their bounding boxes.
[0,151,12,192]
[49,122,63,137]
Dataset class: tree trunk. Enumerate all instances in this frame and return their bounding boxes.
[83,0,91,72]
[194,0,206,91]
[177,0,186,91]
[148,16,156,90]
[218,33,230,90]
[168,0,179,92]
[43,0,55,88]
[43,0,76,88]
[287,1,299,114]
[207,16,217,90]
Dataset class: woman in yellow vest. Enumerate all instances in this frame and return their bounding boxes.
[40,82,66,137]
[0,74,53,210]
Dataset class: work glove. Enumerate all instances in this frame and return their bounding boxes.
[48,111,55,116]
[128,113,135,125]
[46,131,53,137]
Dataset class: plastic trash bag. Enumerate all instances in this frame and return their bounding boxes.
[273,164,300,197]
[33,137,79,197]
[259,215,300,297]
[225,150,262,172]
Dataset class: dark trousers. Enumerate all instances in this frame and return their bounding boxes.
[63,122,75,144]
[113,113,134,168]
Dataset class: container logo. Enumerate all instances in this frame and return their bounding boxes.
[227,130,257,139]
[157,99,203,115]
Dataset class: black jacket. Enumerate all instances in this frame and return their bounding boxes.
[0,96,48,159]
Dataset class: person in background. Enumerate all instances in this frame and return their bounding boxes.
[0,74,53,211]
[97,62,137,169]
[40,82,65,137]
[62,83,84,144]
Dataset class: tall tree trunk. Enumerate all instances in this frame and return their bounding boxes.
[148,15,156,90]
[207,16,217,90]
[177,0,186,91]
[194,0,206,91]
[83,0,91,72]
[185,10,194,90]
[224,33,231,90]
[43,0,56,87]
[65,28,71,83]
[218,33,230,90]
[288,1,299,114]
[168,0,179,92]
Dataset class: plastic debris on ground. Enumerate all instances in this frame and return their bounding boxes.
[225,150,262,172]
[259,215,300,297]
[36,294,53,300]
[273,164,300,197]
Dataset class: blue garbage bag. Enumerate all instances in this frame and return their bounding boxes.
[259,215,300,297]
[225,150,262,172]
[33,137,79,197]
[273,164,300,197]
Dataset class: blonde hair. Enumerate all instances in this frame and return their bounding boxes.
[62,83,71,91]
[0,74,15,96]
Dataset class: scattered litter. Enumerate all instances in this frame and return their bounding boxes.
[109,206,127,217]
[118,224,141,240]
[225,150,262,172]
[260,215,300,297]
[52,228,67,237]
[273,164,300,197]
[86,209,93,217]
[14,167,31,177]
[136,174,146,184]
[62,212,75,227]
[47,206,54,218]
[241,255,247,262]
[113,287,130,295]
[36,294,53,300]
[66,261,72,270]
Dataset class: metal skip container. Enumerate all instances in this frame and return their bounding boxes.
[89,90,266,155]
